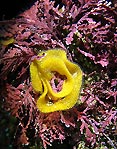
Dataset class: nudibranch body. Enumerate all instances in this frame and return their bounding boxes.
[30,49,82,113]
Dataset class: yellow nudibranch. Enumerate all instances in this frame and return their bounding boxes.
[30,49,82,113]
[0,37,15,46]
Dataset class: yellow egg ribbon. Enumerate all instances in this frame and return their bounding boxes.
[30,49,82,113]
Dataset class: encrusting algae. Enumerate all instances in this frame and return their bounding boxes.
[30,49,82,113]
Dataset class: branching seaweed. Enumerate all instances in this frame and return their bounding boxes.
[0,0,117,148]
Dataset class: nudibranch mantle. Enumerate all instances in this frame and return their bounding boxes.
[30,49,82,113]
